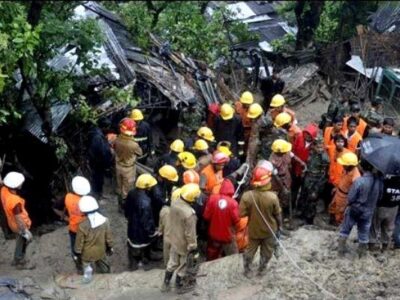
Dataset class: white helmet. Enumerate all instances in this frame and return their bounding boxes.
[3,172,25,189]
[79,195,99,213]
[72,176,91,196]
[256,160,277,175]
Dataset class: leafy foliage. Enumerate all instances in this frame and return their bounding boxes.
[101,85,140,107]
[271,33,296,52]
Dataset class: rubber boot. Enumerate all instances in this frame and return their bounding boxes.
[73,255,83,275]
[175,275,184,292]
[243,255,253,278]
[176,275,196,295]
[257,256,269,277]
[381,243,389,252]
[161,271,173,292]
[357,243,368,258]
[338,236,347,257]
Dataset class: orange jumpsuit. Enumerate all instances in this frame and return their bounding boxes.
[342,117,367,137]
[200,164,224,195]
[329,167,360,224]
[327,146,351,187]
[346,131,363,153]
[323,127,345,148]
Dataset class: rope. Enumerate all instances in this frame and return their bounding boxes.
[250,192,340,300]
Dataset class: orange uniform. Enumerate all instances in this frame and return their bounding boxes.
[342,117,367,137]
[235,217,248,252]
[65,193,84,233]
[327,146,351,186]
[323,127,345,148]
[201,164,224,195]
[270,107,296,122]
[329,167,361,224]
[0,186,31,233]
[345,131,363,153]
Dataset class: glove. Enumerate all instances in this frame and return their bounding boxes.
[21,229,33,243]
[106,247,114,256]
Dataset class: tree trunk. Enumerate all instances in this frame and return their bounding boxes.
[295,1,325,50]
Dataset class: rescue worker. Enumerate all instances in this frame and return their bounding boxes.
[1,172,32,269]
[273,112,301,144]
[338,160,383,257]
[214,103,245,157]
[114,118,143,211]
[154,139,184,173]
[179,97,205,147]
[245,103,264,167]
[125,174,159,271]
[344,117,363,153]
[87,124,113,199]
[203,177,240,261]
[234,91,254,148]
[196,126,216,151]
[323,117,344,148]
[206,104,220,130]
[217,144,241,178]
[382,117,395,135]
[299,136,330,224]
[200,151,230,195]
[320,94,350,129]
[177,151,197,184]
[259,69,285,109]
[130,109,153,164]
[363,97,384,131]
[75,196,113,280]
[161,183,200,293]
[329,152,360,225]
[240,166,283,277]
[54,176,91,273]
[192,139,211,172]
[269,94,296,124]
[342,104,368,137]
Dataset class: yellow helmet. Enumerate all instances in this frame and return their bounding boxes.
[197,127,215,142]
[158,165,179,182]
[271,139,292,153]
[178,151,197,169]
[274,112,292,128]
[337,152,358,166]
[171,187,182,201]
[220,103,234,120]
[136,173,157,189]
[170,139,184,153]
[193,139,209,151]
[130,109,144,121]
[180,183,201,203]
[217,146,232,157]
[240,91,254,104]
[247,103,263,119]
[270,94,286,108]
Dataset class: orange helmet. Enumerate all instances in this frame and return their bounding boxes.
[251,167,272,187]
[119,118,136,136]
[212,151,230,165]
[183,169,200,184]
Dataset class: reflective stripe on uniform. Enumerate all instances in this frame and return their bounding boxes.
[134,137,148,142]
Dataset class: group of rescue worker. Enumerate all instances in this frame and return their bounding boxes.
[1,87,399,294]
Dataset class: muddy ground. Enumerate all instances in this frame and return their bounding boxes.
[5,97,400,300]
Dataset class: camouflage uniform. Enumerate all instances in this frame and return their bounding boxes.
[299,145,330,224]
[320,100,349,129]
[179,107,205,147]
[362,108,384,129]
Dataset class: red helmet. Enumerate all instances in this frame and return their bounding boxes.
[212,151,230,165]
[251,167,272,187]
[119,118,136,136]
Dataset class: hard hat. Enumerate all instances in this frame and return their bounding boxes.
[217,146,232,157]
[171,187,182,201]
[158,165,179,182]
[270,94,286,108]
[251,167,272,187]
[3,172,25,189]
[271,139,292,153]
[240,91,254,104]
[337,152,358,166]
[170,139,184,153]
[193,139,209,151]
[197,127,215,142]
[220,103,234,120]
[72,176,91,196]
[130,109,144,121]
[180,183,201,203]
[178,151,197,169]
[136,173,157,189]
[273,112,291,128]
[212,151,230,164]
[79,195,99,213]
[119,118,137,136]
[247,103,263,119]
[183,169,200,184]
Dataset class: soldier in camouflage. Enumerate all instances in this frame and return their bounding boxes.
[258,114,288,160]
[299,136,330,224]
[178,98,205,148]
[362,97,384,135]
[319,94,350,130]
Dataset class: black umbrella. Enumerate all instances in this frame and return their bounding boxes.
[360,134,400,176]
